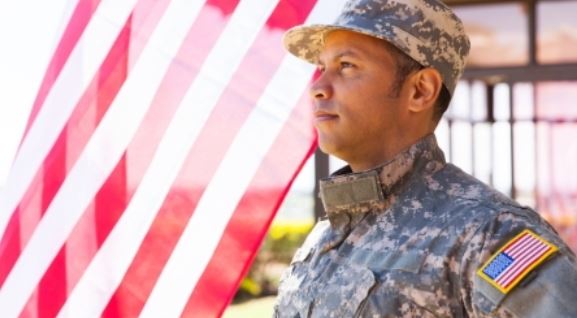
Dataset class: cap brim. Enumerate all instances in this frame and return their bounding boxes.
[282,24,336,64]
[283,24,407,65]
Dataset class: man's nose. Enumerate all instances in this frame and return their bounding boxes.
[309,70,333,100]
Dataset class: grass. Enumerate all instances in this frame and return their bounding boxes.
[222,296,276,318]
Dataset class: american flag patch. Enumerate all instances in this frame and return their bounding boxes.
[477,229,558,294]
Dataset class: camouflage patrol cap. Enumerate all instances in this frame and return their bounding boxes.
[283,0,470,95]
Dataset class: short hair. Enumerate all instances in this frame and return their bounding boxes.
[385,42,451,123]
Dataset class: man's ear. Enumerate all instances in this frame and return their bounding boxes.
[407,68,443,114]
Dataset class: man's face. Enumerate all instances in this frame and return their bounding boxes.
[312,30,410,169]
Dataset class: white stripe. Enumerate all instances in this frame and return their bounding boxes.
[0,0,206,315]
[57,0,284,316]
[140,0,347,316]
[0,0,76,188]
[0,0,137,239]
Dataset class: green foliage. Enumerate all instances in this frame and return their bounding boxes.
[234,220,314,302]
[239,277,262,296]
[263,221,314,263]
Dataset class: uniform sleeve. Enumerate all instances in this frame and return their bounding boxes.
[459,208,577,318]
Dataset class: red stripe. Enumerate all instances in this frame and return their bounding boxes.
[13,1,174,315]
[37,125,68,316]
[0,208,22,289]
[21,0,101,142]
[185,93,316,318]
[104,1,318,316]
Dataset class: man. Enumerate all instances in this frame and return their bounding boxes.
[274,0,577,317]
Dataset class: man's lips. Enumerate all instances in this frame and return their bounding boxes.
[314,110,338,122]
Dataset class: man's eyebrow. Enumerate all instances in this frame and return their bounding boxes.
[317,49,362,64]
[335,49,361,59]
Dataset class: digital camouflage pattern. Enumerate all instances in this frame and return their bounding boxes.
[282,0,470,95]
[274,135,577,317]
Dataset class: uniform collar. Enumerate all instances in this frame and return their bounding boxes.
[319,134,446,229]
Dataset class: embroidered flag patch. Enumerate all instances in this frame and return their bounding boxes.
[477,229,558,294]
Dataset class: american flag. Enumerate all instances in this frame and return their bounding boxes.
[0,0,346,316]
[478,229,558,294]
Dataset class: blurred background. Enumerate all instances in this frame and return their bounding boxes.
[222,0,577,316]
[0,0,575,317]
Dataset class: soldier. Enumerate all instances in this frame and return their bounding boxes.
[274,0,577,317]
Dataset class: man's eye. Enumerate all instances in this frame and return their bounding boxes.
[340,61,354,69]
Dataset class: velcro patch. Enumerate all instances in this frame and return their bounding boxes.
[477,229,558,294]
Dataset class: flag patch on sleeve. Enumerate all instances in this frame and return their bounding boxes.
[477,229,558,294]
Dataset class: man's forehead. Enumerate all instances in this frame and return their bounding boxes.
[317,46,362,63]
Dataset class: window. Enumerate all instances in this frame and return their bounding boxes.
[538,1,577,64]
[454,3,529,67]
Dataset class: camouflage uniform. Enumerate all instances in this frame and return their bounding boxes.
[276,0,577,316]
[274,135,577,317]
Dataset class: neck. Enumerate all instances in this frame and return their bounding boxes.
[347,133,432,172]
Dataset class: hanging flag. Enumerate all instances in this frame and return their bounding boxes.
[0,0,346,317]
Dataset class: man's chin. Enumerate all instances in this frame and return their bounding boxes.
[317,139,348,160]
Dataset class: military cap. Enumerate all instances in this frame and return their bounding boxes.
[283,0,470,95]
